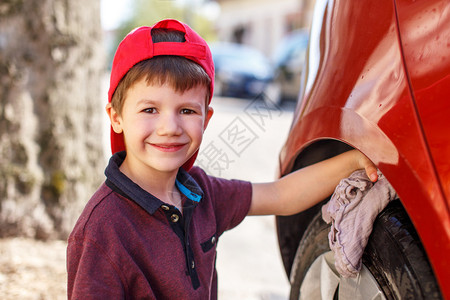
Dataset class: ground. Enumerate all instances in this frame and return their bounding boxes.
[0,238,67,300]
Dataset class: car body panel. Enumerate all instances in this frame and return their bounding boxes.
[395,0,450,204]
[278,0,450,296]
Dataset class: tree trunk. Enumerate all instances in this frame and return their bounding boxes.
[0,0,105,239]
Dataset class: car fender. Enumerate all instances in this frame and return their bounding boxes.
[279,103,450,295]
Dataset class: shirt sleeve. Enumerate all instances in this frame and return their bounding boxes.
[67,237,127,299]
[189,167,253,237]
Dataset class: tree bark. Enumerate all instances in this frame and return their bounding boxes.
[0,0,105,239]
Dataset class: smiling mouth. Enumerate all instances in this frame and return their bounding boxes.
[150,143,187,152]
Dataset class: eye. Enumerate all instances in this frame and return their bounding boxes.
[180,108,196,114]
[143,107,157,114]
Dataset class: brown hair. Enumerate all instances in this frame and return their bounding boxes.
[110,29,211,114]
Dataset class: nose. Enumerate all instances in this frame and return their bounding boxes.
[155,112,182,136]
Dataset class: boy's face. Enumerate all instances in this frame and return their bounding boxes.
[107,78,213,177]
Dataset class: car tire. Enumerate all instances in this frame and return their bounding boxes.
[289,200,442,300]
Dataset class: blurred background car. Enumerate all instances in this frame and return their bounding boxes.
[275,0,450,299]
[210,42,274,99]
[265,29,309,105]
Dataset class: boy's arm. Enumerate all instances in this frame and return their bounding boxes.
[248,150,378,216]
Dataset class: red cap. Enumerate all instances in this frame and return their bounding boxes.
[108,19,214,170]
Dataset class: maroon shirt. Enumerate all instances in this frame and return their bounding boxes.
[67,152,252,299]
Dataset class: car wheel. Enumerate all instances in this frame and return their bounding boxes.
[289,200,442,300]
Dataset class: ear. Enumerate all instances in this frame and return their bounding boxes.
[106,103,123,134]
[203,106,214,131]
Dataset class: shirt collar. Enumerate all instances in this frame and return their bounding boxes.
[104,151,203,215]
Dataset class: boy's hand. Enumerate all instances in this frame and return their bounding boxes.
[354,150,378,182]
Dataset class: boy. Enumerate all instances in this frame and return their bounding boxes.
[67,19,377,299]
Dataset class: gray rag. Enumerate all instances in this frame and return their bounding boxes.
[321,170,397,278]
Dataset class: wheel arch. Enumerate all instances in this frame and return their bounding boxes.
[276,138,416,278]
[277,106,450,289]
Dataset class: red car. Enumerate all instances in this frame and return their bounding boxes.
[276,0,450,299]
